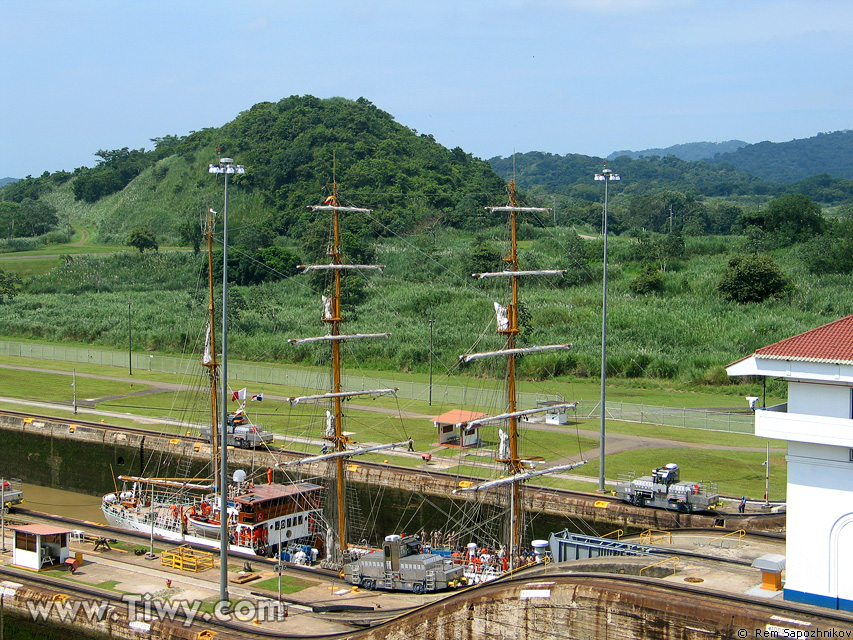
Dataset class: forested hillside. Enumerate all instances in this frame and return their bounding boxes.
[0,95,506,250]
[607,140,748,162]
[710,130,853,183]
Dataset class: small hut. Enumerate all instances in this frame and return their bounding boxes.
[433,410,487,448]
[10,524,72,570]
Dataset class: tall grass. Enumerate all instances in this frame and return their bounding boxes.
[0,229,850,389]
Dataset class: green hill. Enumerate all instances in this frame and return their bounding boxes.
[607,140,748,162]
[1,96,506,247]
[709,130,853,183]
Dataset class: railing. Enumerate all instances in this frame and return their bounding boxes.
[0,339,755,432]
[161,544,215,572]
[708,529,746,549]
[639,529,672,546]
[639,556,679,577]
[601,529,623,540]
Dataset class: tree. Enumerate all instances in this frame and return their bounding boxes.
[127,227,158,253]
[718,254,791,304]
[176,215,202,254]
[0,268,22,303]
[763,194,825,244]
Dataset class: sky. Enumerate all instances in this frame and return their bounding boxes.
[1,0,851,179]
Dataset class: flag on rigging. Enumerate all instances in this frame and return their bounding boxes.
[251,393,264,402]
[231,388,247,402]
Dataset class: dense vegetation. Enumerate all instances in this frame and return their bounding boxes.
[607,140,748,162]
[710,130,853,183]
[0,96,851,393]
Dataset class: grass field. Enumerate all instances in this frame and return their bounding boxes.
[0,345,786,500]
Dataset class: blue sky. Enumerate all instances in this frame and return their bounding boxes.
[2,0,851,178]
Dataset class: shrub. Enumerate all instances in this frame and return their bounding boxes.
[717,254,791,304]
[629,264,662,295]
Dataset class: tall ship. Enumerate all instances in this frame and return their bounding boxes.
[101,208,325,558]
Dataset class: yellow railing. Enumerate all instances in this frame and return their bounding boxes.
[708,529,746,548]
[601,529,623,540]
[639,529,672,545]
[161,545,215,573]
[639,556,679,577]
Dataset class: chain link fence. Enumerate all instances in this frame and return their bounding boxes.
[0,339,753,433]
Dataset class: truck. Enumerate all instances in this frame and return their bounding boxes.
[615,463,721,513]
[199,412,275,449]
[1,478,24,513]
[343,534,468,594]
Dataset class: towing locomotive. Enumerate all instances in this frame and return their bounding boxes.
[343,534,468,594]
[615,463,721,512]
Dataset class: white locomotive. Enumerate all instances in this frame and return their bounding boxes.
[343,534,468,594]
[615,463,721,512]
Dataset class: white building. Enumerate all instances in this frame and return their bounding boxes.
[10,523,72,571]
[727,315,853,611]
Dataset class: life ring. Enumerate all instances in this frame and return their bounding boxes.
[257,512,265,521]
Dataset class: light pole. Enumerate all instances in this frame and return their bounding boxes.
[746,396,769,506]
[208,156,245,611]
[128,301,132,376]
[0,479,5,553]
[428,319,434,406]
[763,441,770,506]
[594,165,620,493]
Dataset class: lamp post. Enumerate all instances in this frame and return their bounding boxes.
[746,396,769,506]
[594,165,620,493]
[763,442,770,506]
[428,319,434,406]
[128,301,132,376]
[208,156,245,611]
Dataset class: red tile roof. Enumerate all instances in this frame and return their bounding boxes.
[432,410,487,424]
[9,524,72,536]
[754,315,853,363]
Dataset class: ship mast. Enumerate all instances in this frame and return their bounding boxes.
[290,181,389,562]
[200,208,220,475]
[458,180,581,569]
[327,181,347,557]
[503,180,524,562]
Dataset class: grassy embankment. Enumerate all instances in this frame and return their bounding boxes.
[0,352,785,499]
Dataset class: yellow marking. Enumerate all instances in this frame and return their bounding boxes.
[594,500,610,509]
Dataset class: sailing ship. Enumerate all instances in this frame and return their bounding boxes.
[101,209,325,558]
[449,179,586,576]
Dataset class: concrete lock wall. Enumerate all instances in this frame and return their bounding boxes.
[0,415,785,536]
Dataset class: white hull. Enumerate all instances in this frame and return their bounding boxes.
[101,503,260,556]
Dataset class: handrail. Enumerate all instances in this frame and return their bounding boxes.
[639,556,679,577]
[708,529,746,548]
[639,529,672,545]
[601,529,623,540]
